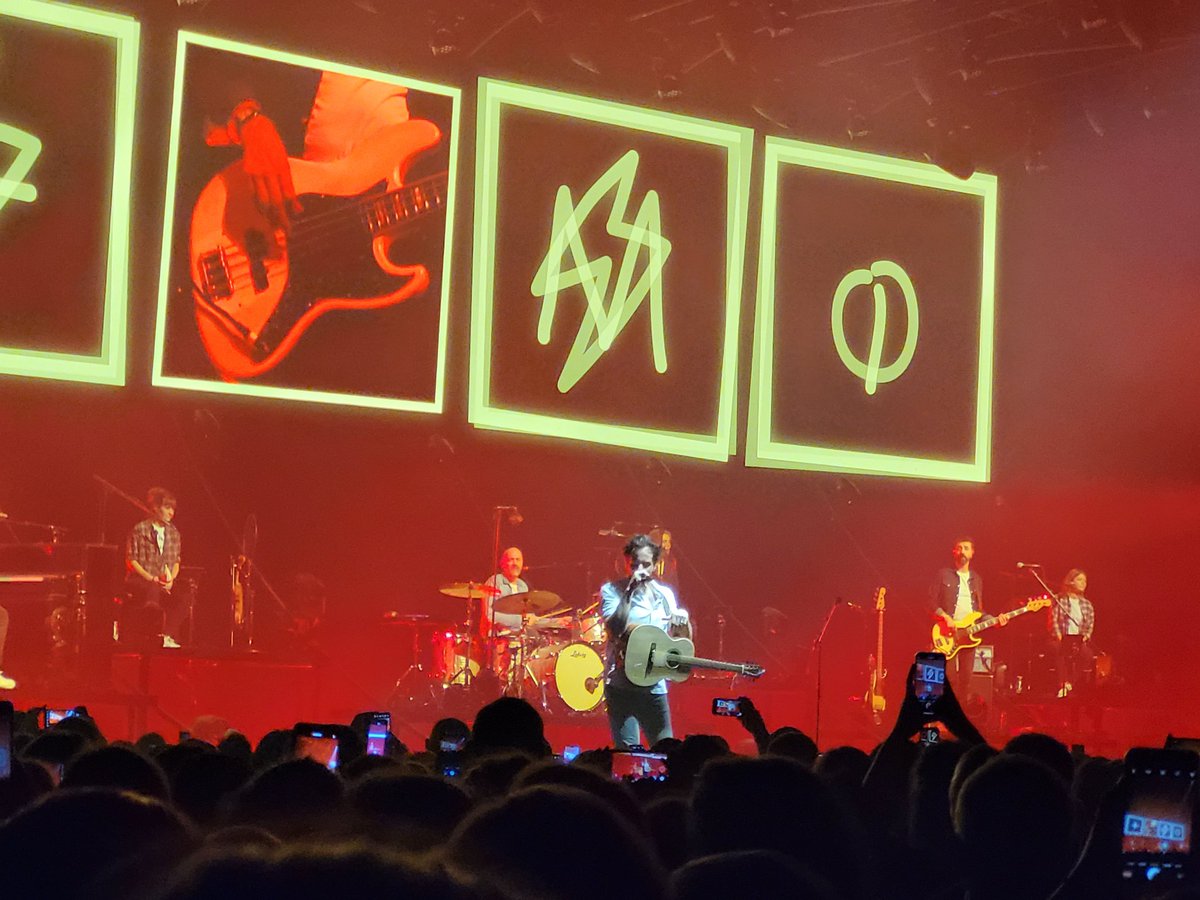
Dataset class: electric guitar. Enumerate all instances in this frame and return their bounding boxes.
[931,596,1053,660]
[189,119,448,381]
[621,624,765,687]
[865,587,886,725]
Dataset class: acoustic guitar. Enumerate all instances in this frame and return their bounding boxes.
[622,624,765,687]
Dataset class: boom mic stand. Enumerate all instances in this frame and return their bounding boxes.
[810,598,847,749]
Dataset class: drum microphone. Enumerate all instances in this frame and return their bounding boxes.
[1016,562,1042,569]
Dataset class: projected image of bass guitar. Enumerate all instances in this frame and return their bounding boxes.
[621,624,765,687]
[189,119,447,381]
[931,596,1052,661]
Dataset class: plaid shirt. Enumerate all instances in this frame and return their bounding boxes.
[126,518,181,580]
[1050,593,1094,641]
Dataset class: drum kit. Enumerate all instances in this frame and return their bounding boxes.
[387,581,608,714]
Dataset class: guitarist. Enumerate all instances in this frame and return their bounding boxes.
[929,537,1008,680]
[599,534,690,750]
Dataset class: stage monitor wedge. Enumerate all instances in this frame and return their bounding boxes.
[470,79,754,462]
[0,0,139,386]
[153,32,461,413]
[748,136,998,482]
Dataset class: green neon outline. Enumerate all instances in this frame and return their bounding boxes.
[469,78,754,461]
[831,260,919,396]
[747,136,997,482]
[0,0,138,386]
[151,31,461,414]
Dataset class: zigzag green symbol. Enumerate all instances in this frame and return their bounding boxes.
[530,149,672,393]
[0,123,42,213]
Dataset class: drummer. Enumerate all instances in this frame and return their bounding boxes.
[482,547,539,638]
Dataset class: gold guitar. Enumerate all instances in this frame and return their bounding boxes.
[865,587,886,725]
[931,596,1053,660]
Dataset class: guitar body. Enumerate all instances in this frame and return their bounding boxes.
[189,120,443,381]
[931,610,982,660]
[623,624,695,687]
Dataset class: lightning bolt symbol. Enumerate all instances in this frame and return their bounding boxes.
[531,149,672,393]
[0,123,42,214]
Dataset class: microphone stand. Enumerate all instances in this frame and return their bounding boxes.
[811,598,845,749]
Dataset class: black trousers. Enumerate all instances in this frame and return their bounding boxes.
[125,578,187,643]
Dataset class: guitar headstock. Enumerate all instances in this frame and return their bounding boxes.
[1026,596,1053,612]
[873,586,886,611]
[742,664,766,679]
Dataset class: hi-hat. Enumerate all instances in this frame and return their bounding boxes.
[494,589,563,615]
[439,582,501,600]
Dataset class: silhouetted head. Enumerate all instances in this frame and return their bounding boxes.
[228,758,344,840]
[0,788,194,897]
[672,849,837,900]
[692,755,864,897]
[470,697,550,758]
[447,785,665,900]
[766,730,818,768]
[1004,732,1074,785]
[347,771,471,851]
[62,745,170,802]
[954,754,1075,899]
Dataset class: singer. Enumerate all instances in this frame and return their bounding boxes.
[600,533,690,749]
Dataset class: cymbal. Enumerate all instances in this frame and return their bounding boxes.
[494,589,563,615]
[439,582,501,600]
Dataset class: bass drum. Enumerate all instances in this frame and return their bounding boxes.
[550,642,606,712]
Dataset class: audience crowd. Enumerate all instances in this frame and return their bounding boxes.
[0,668,1193,899]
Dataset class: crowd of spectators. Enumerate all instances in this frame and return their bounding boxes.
[0,668,1193,899]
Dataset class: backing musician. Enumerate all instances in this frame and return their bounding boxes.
[600,533,689,750]
[930,536,1007,680]
[1050,568,1096,697]
[124,488,185,649]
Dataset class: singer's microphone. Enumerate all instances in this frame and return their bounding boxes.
[836,597,861,609]
[1016,562,1042,569]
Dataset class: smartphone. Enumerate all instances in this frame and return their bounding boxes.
[562,744,580,763]
[42,708,77,728]
[913,651,946,713]
[712,697,742,718]
[0,701,12,780]
[365,712,390,757]
[1120,747,1197,888]
[612,750,668,782]
[437,750,462,778]
[294,723,340,771]
[439,737,466,752]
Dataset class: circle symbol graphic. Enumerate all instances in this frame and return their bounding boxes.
[831,260,919,395]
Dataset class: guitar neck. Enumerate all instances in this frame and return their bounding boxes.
[967,605,1035,635]
[661,652,759,677]
[363,173,447,236]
